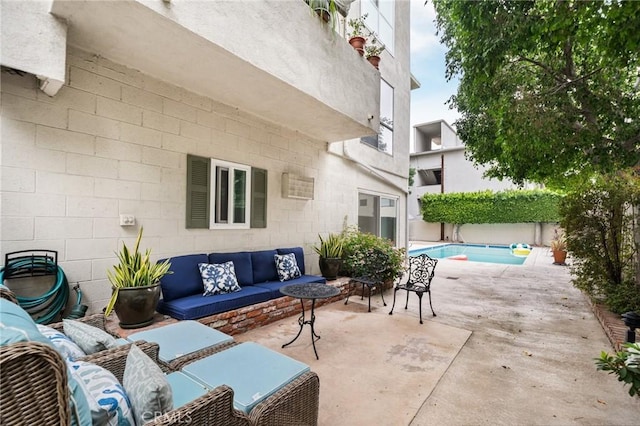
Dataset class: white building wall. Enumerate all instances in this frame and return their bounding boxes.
[0,48,406,314]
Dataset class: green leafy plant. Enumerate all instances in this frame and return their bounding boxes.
[596,343,640,398]
[313,233,344,259]
[104,227,171,316]
[420,189,563,224]
[341,227,405,283]
[560,171,640,313]
[347,13,368,38]
[364,33,385,57]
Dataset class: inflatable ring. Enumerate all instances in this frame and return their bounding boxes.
[513,248,531,256]
[510,243,531,250]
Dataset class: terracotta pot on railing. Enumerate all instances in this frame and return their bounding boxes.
[349,36,366,56]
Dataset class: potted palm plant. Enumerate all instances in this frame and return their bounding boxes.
[105,227,171,329]
[313,233,344,280]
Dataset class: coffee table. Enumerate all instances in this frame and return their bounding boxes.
[279,282,340,359]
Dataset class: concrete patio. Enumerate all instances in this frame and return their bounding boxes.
[239,246,640,425]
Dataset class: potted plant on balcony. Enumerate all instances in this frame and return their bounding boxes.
[307,0,338,27]
[347,13,368,56]
[365,34,385,69]
[313,233,344,280]
[105,227,172,329]
[550,229,568,265]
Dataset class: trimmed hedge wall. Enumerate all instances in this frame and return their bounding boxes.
[420,189,563,224]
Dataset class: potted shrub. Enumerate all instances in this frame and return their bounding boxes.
[105,227,171,329]
[341,227,405,291]
[550,229,568,265]
[365,34,385,69]
[307,0,338,26]
[313,233,344,280]
[347,13,368,56]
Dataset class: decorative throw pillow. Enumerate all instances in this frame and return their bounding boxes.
[199,262,242,296]
[37,324,86,360]
[63,319,119,355]
[67,359,135,426]
[274,253,301,282]
[123,345,173,425]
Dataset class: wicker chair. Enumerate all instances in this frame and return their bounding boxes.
[0,341,71,426]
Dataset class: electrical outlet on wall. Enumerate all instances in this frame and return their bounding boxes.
[119,214,136,226]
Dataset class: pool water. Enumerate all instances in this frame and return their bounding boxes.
[408,244,528,265]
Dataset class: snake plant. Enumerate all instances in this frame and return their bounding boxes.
[104,227,171,316]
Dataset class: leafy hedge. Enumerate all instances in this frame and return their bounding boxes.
[420,189,563,224]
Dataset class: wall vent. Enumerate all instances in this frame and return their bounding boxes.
[282,173,314,200]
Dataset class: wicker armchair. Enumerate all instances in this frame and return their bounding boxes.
[0,341,71,426]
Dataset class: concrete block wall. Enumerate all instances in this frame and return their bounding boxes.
[0,48,373,315]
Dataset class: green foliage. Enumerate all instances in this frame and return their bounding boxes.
[596,343,640,398]
[341,227,405,283]
[313,233,344,259]
[105,227,171,316]
[347,13,368,38]
[419,189,562,224]
[432,0,640,187]
[560,171,640,313]
[408,167,416,194]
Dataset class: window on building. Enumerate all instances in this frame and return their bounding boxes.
[361,79,394,154]
[417,168,442,186]
[186,154,267,229]
[362,0,394,55]
[358,192,398,244]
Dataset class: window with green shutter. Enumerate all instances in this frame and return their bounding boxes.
[186,155,267,229]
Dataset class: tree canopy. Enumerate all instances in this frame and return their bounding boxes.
[432,0,640,186]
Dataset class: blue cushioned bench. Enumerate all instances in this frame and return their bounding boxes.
[157,247,325,321]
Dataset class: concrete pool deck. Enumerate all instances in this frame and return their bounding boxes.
[245,242,639,425]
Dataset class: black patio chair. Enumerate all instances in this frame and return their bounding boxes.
[388,253,438,324]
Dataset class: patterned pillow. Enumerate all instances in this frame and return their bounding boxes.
[199,262,242,296]
[124,345,173,425]
[67,359,135,426]
[37,324,86,360]
[274,253,301,282]
[63,319,119,355]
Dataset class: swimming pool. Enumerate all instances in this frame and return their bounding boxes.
[408,244,528,265]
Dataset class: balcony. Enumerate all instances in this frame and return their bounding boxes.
[49,0,380,142]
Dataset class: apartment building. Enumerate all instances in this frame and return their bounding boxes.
[0,0,415,313]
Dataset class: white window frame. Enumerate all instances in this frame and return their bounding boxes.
[357,190,399,245]
[362,0,395,55]
[210,159,251,229]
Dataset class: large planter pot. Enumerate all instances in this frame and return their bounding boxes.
[112,283,161,329]
[552,250,567,265]
[319,257,342,281]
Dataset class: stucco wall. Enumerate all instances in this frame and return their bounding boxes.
[0,48,406,314]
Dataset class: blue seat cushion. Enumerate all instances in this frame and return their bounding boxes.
[156,286,272,320]
[127,321,233,363]
[165,371,209,409]
[159,254,209,302]
[251,250,279,283]
[277,247,306,275]
[208,252,254,286]
[254,275,326,299]
[181,342,310,414]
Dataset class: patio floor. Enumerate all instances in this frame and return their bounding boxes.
[239,245,640,425]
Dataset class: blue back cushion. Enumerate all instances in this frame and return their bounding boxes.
[208,252,254,286]
[277,247,306,275]
[159,254,208,301]
[251,250,279,283]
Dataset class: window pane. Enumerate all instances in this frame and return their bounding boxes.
[358,193,379,235]
[216,166,229,223]
[380,80,393,129]
[362,0,377,32]
[379,125,393,154]
[361,134,379,149]
[233,169,246,223]
[379,0,394,19]
[380,197,397,242]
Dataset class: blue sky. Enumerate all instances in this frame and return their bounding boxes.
[409,0,460,131]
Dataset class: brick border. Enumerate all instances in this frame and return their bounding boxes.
[588,298,638,351]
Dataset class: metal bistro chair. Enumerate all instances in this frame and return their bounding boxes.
[388,253,438,324]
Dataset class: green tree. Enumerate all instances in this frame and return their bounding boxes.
[432,0,640,187]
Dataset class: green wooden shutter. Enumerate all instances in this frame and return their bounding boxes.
[186,154,210,229]
[251,168,267,228]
